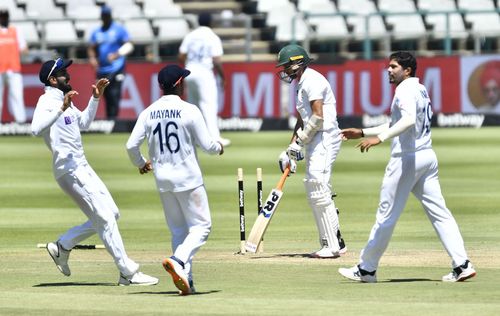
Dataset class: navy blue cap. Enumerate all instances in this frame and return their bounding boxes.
[198,12,212,27]
[101,5,112,15]
[39,58,73,84]
[158,65,190,89]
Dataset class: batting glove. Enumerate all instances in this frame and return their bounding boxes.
[286,140,304,161]
[278,151,297,175]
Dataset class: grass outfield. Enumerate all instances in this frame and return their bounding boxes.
[0,128,499,315]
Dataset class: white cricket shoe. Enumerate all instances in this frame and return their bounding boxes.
[339,245,347,255]
[46,241,71,276]
[118,271,159,286]
[219,138,231,147]
[442,260,476,282]
[310,246,340,259]
[338,265,377,283]
[163,256,192,295]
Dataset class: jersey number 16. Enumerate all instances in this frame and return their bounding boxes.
[153,121,180,154]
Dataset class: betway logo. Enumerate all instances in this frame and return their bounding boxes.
[437,113,484,128]
[218,117,263,131]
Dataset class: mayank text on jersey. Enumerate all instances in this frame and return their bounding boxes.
[149,109,182,120]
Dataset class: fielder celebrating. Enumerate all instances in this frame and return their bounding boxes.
[31,58,158,286]
[276,44,346,258]
[126,64,224,295]
[338,51,476,283]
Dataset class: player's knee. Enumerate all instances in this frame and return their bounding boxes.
[304,179,331,207]
[190,224,211,241]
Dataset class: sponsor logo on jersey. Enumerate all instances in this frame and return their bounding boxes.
[64,116,72,125]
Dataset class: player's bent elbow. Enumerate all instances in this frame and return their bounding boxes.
[125,141,136,152]
[31,127,43,137]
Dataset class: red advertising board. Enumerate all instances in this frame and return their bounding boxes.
[0,56,465,122]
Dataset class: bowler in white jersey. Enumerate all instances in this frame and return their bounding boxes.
[126,64,223,295]
[31,58,158,286]
[338,51,476,283]
[178,12,230,147]
[276,44,346,259]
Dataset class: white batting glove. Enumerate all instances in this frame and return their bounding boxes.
[286,141,304,161]
[278,151,297,175]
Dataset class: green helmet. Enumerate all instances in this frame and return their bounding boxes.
[276,44,312,83]
[276,44,311,67]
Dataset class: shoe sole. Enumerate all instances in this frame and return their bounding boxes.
[46,244,70,277]
[457,271,477,282]
[118,280,159,286]
[310,254,340,259]
[162,259,191,295]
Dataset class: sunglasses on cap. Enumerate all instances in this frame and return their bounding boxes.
[46,58,64,81]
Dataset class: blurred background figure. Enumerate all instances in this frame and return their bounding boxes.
[0,8,27,123]
[87,5,134,120]
[179,12,231,147]
[478,60,500,112]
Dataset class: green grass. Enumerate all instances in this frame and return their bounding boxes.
[1,128,499,315]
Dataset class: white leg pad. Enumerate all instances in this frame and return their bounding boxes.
[304,179,340,252]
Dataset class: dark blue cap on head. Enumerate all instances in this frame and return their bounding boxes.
[198,12,211,27]
[101,5,112,15]
[158,65,190,89]
[39,58,73,84]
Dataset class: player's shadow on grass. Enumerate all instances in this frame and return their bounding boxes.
[384,278,436,283]
[254,253,313,259]
[130,290,221,296]
[34,282,115,287]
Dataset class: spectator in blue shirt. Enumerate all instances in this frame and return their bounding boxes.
[87,5,133,119]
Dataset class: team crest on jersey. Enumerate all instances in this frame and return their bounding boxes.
[64,116,72,125]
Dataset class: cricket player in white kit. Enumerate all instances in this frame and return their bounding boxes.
[338,51,476,283]
[178,12,231,147]
[126,64,224,295]
[31,58,158,286]
[276,44,346,258]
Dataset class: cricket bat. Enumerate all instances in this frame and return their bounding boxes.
[245,166,290,253]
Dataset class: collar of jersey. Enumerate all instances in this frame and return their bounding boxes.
[45,86,65,100]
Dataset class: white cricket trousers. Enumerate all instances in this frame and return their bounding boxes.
[0,72,26,123]
[159,185,212,279]
[359,149,469,271]
[184,66,221,140]
[56,163,139,277]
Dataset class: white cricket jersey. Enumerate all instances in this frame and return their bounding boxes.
[31,86,99,179]
[126,95,222,192]
[179,26,223,70]
[296,67,339,131]
[390,77,433,155]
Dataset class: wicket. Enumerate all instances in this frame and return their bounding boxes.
[237,167,264,254]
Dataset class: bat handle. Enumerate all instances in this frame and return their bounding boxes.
[276,166,290,190]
